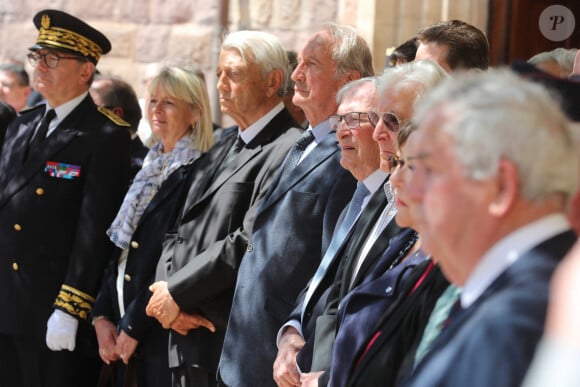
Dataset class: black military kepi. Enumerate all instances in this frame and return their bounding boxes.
[29,9,111,64]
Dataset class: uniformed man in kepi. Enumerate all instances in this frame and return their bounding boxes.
[0,9,131,386]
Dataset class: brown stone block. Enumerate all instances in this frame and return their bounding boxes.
[150,0,194,24]
[167,25,213,68]
[135,26,172,62]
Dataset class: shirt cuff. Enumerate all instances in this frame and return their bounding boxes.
[276,319,303,348]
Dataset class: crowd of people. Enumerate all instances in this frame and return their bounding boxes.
[0,7,578,387]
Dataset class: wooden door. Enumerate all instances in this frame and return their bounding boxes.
[488,0,579,66]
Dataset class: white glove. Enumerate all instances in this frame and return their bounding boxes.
[46,309,78,351]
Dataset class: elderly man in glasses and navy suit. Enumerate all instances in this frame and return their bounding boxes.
[0,9,131,387]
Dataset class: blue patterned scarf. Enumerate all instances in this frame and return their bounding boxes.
[107,133,200,249]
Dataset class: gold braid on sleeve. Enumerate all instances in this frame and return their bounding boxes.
[53,284,95,320]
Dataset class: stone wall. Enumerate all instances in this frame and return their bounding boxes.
[0,0,487,125]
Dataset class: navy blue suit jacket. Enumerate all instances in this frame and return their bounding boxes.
[344,260,448,387]
[401,230,577,387]
[93,161,195,340]
[329,228,423,386]
[218,131,356,387]
[289,182,401,374]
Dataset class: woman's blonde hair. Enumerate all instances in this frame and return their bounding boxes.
[148,66,214,152]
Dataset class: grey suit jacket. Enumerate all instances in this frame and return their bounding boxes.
[218,130,357,387]
[156,108,301,376]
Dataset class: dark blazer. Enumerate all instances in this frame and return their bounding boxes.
[0,96,131,339]
[308,199,402,380]
[218,130,357,387]
[289,182,400,372]
[343,260,448,387]
[129,136,148,179]
[93,160,194,335]
[400,230,578,387]
[329,228,422,386]
[156,108,301,377]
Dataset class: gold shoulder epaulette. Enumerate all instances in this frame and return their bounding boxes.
[97,106,130,127]
[53,284,96,320]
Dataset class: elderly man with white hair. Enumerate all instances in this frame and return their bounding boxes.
[400,69,579,387]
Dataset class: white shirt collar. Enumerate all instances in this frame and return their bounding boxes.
[238,102,284,144]
[46,91,89,136]
[362,169,389,195]
[309,119,333,143]
[461,213,572,308]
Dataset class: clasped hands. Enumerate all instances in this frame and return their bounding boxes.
[94,318,138,365]
[146,281,216,335]
[273,326,323,387]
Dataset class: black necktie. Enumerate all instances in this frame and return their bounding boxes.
[26,109,56,161]
[280,130,315,178]
[217,135,245,175]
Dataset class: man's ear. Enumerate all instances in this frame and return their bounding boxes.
[79,61,96,85]
[489,159,518,217]
[110,106,125,120]
[344,69,362,83]
[265,68,284,98]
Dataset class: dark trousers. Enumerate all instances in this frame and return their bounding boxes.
[0,332,100,387]
[171,365,217,387]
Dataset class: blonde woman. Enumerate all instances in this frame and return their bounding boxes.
[92,66,214,386]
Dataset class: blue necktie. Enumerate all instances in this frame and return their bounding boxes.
[301,182,370,320]
[280,130,315,178]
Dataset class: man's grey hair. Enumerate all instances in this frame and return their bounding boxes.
[324,23,375,79]
[377,59,449,110]
[528,48,578,75]
[335,76,378,105]
[413,68,579,204]
[221,30,289,98]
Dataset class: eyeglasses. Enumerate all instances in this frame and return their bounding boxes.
[27,51,85,69]
[368,111,401,133]
[329,112,370,131]
[387,154,405,172]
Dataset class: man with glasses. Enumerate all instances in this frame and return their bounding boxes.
[274,77,398,387]
[0,9,131,387]
[275,60,448,387]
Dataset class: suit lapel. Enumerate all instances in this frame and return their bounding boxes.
[202,143,261,197]
[260,133,338,212]
[137,163,191,227]
[419,229,578,367]
[180,108,296,221]
[350,219,402,289]
[302,184,388,317]
[337,185,390,288]
[180,136,234,216]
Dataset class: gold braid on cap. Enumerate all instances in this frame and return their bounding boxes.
[53,284,95,320]
[36,14,103,61]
